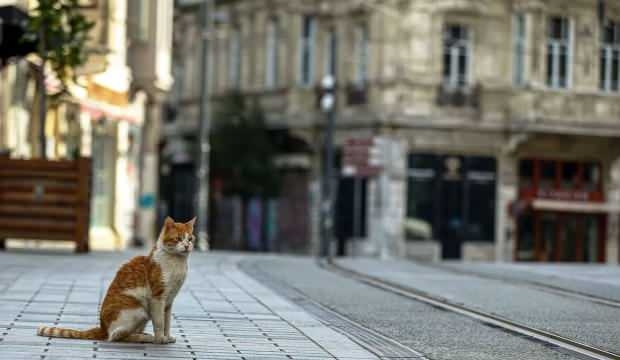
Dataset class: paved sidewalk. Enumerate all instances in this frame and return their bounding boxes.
[0,251,378,360]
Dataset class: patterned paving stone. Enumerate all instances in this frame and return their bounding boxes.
[0,251,378,359]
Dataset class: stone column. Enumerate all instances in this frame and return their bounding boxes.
[605,158,620,264]
[495,154,518,262]
[135,92,165,248]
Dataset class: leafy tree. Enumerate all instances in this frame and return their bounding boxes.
[23,0,94,157]
[210,93,281,198]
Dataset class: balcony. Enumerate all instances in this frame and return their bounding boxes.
[436,84,480,108]
[346,82,368,106]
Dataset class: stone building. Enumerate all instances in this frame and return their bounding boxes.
[168,0,620,262]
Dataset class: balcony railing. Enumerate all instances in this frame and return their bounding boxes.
[436,83,481,108]
[346,82,368,106]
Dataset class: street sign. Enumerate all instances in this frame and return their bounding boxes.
[342,137,382,177]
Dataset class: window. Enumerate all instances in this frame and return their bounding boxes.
[583,162,601,191]
[229,28,241,89]
[600,21,620,92]
[561,162,578,189]
[547,16,572,89]
[517,214,535,261]
[266,18,279,88]
[513,13,527,86]
[407,154,437,238]
[299,15,316,86]
[354,24,369,86]
[443,25,470,88]
[519,159,534,189]
[324,28,338,78]
[540,160,556,189]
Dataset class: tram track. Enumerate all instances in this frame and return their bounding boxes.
[323,259,620,360]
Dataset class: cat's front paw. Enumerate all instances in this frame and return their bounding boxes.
[165,335,176,344]
[153,335,168,344]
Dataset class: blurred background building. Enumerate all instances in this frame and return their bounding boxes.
[0,0,173,250]
[1,0,620,263]
[159,0,620,263]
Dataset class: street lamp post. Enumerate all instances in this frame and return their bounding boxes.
[196,0,213,251]
[320,75,336,259]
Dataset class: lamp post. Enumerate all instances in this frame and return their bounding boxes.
[196,0,213,251]
[320,75,336,259]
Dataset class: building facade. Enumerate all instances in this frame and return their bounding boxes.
[0,0,172,250]
[169,0,620,262]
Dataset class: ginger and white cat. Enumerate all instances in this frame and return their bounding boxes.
[37,216,197,344]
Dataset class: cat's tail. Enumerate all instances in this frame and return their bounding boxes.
[37,326,106,340]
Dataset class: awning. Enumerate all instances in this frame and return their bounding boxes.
[532,199,620,214]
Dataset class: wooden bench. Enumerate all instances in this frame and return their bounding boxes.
[0,157,92,252]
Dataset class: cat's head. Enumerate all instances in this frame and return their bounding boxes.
[160,216,196,256]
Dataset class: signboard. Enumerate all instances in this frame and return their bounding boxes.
[342,137,382,177]
[536,189,591,202]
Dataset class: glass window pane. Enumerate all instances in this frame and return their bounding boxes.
[583,162,601,191]
[549,17,563,39]
[561,162,578,189]
[601,48,608,90]
[303,16,313,38]
[458,47,468,85]
[519,159,533,188]
[612,50,619,91]
[547,44,554,86]
[584,216,599,262]
[540,160,556,189]
[559,51,567,88]
[560,216,578,261]
[517,213,535,261]
[541,214,557,261]
[443,50,451,81]
[603,22,614,44]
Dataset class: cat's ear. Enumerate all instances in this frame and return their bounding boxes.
[186,217,197,228]
[164,216,175,228]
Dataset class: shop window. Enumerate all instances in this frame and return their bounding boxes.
[561,162,578,189]
[519,159,533,189]
[407,154,437,236]
[540,214,557,261]
[540,160,556,189]
[584,216,599,262]
[560,215,578,261]
[517,213,535,261]
[583,162,601,191]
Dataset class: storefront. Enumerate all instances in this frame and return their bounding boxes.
[515,159,607,262]
[407,153,497,259]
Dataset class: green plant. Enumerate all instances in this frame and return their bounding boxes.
[211,93,281,198]
[25,0,94,98]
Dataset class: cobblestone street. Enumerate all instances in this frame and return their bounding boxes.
[0,251,377,360]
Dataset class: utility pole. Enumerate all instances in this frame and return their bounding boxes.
[320,75,336,259]
[38,21,46,159]
[196,0,213,251]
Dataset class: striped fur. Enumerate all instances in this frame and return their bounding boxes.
[36,216,197,343]
[37,326,106,340]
